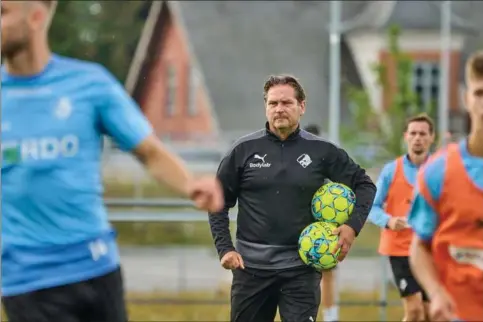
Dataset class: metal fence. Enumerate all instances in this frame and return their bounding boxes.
[107,198,401,321]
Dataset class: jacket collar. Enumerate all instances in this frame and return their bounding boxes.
[265,122,301,141]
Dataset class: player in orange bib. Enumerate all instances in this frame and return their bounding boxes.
[409,51,483,322]
[369,114,435,321]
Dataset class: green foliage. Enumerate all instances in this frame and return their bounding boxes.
[343,25,436,162]
[50,1,150,81]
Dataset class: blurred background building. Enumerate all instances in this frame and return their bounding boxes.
[100,0,481,179]
[128,1,479,142]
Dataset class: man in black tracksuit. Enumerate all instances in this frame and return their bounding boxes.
[209,75,377,322]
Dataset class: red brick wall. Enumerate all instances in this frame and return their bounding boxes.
[138,11,216,140]
[380,50,461,111]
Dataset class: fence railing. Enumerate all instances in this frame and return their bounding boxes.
[106,198,195,208]
[107,198,398,321]
[106,198,238,221]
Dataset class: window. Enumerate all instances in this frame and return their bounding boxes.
[412,62,440,114]
[166,65,176,116]
[187,65,199,116]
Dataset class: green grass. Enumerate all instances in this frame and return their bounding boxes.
[126,287,403,321]
[114,221,234,246]
[1,288,403,321]
[352,223,381,256]
[114,220,381,256]
[104,179,181,199]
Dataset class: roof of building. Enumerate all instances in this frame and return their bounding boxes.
[343,0,479,34]
[175,1,337,133]
[126,1,483,135]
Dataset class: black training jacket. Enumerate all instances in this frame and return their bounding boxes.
[208,123,377,269]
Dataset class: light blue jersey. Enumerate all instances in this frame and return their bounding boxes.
[368,155,422,228]
[408,140,483,241]
[1,55,152,296]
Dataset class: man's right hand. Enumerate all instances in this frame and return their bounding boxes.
[187,176,224,213]
[387,217,409,231]
[429,287,457,322]
[220,251,245,270]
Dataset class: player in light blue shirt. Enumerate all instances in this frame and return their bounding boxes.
[368,116,434,231]
[408,140,483,241]
[407,140,483,321]
[1,1,224,321]
[368,115,435,322]
[408,51,483,321]
[369,156,420,227]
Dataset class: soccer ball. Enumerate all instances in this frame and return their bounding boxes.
[298,221,340,270]
[311,182,356,226]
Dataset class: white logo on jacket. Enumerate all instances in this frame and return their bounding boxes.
[249,153,271,168]
[297,153,312,168]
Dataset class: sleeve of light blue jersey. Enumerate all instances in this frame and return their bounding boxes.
[407,157,446,241]
[96,68,153,151]
[368,162,395,228]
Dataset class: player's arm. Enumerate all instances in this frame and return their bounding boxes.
[368,163,394,228]
[408,159,444,299]
[325,144,377,236]
[133,136,193,196]
[208,148,240,259]
[96,68,214,201]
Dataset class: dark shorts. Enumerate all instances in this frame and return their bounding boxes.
[389,256,429,302]
[2,267,127,322]
[231,265,322,322]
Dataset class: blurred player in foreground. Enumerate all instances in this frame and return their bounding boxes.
[369,114,435,321]
[1,1,223,321]
[304,124,340,322]
[409,51,483,322]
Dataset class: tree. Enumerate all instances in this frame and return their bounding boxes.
[342,25,436,166]
[50,1,151,81]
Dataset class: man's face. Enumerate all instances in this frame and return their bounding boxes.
[265,85,305,131]
[404,121,434,156]
[1,1,32,58]
[465,78,483,128]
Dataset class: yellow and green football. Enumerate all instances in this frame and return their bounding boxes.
[298,221,340,270]
[311,182,356,226]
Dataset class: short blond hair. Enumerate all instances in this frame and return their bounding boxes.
[466,51,483,83]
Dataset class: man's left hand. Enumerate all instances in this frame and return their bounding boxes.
[332,225,356,262]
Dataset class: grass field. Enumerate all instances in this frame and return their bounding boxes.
[1,288,403,321]
[106,180,382,254]
[126,287,403,321]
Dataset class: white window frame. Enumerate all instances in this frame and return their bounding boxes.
[412,61,440,113]
[187,65,199,116]
[166,65,176,116]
